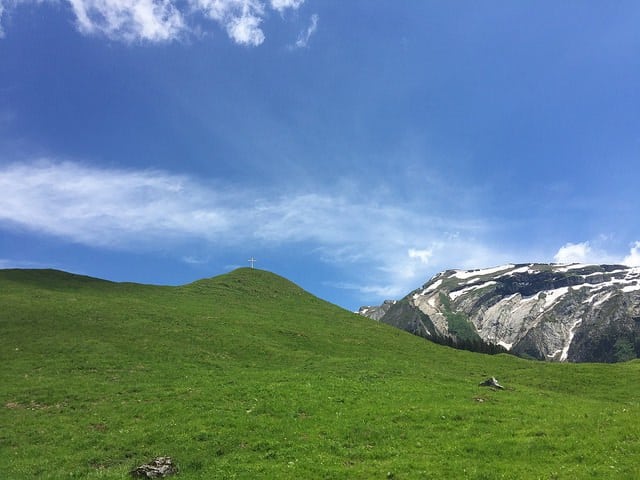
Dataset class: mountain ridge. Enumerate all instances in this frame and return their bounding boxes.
[360,263,640,362]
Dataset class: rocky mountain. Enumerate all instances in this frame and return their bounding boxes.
[359,264,640,362]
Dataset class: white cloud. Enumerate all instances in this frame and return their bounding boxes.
[294,12,317,48]
[408,248,432,264]
[623,241,640,267]
[225,11,264,45]
[67,0,185,42]
[270,0,303,13]
[553,241,592,264]
[0,0,306,44]
[195,0,266,46]
[553,239,640,267]
[0,161,237,248]
[191,0,304,46]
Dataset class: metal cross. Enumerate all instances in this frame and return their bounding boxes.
[248,257,256,269]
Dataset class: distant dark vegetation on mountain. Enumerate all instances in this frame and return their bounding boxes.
[359,264,640,363]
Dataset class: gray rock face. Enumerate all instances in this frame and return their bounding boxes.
[357,299,396,321]
[359,264,640,362]
[130,457,177,478]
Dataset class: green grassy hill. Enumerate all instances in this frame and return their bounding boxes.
[1,268,639,479]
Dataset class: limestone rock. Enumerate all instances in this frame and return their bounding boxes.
[479,377,504,389]
[130,457,177,478]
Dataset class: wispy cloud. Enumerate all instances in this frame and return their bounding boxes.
[0,161,237,248]
[0,258,50,269]
[270,0,303,13]
[67,0,185,42]
[0,1,5,38]
[408,248,432,265]
[195,0,267,46]
[182,254,212,265]
[293,12,317,48]
[0,0,306,45]
[0,160,500,298]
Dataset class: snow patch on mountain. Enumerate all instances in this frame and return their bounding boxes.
[417,278,443,297]
[560,319,583,361]
[449,281,497,301]
[452,264,515,280]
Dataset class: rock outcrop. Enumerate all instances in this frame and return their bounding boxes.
[359,264,640,362]
[130,457,177,478]
[357,299,396,321]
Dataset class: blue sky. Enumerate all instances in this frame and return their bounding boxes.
[1,1,639,311]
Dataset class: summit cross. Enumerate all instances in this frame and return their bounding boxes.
[248,257,256,269]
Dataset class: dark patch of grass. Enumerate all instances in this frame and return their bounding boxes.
[444,311,481,343]
[438,292,483,344]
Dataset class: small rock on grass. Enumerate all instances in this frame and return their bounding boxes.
[130,456,177,478]
[479,377,504,389]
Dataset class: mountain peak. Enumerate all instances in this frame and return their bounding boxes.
[360,263,640,362]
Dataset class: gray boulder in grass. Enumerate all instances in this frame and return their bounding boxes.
[479,377,504,389]
[130,457,178,478]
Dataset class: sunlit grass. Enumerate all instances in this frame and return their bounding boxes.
[1,268,639,478]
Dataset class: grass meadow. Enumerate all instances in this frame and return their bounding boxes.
[1,268,639,479]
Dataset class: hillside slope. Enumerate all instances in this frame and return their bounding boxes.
[360,264,640,362]
[1,268,640,479]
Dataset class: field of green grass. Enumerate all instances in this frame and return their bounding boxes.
[1,268,639,479]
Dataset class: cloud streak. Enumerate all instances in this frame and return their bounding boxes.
[0,161,243,248]
[294,13,317,48]
[1,0,305,45]
[0,2,5,38]
[0,160,499,298]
